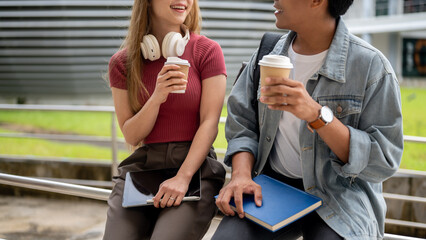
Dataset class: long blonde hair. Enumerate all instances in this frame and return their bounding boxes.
[123,0,201,113]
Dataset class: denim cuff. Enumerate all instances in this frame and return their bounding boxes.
[224,137,259,167]
[331,126,371,179]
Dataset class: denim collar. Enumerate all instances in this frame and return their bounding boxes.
[279,17,349,83]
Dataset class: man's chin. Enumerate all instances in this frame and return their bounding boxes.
[275,21,286,30]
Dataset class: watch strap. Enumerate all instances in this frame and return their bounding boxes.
[308,117,326,130]
[307,107,327,132]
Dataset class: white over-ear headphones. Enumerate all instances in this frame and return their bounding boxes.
[140,25,190,61]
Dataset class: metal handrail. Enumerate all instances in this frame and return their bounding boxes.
[0,104,119,176]
[0,104,114,112]
[1,104,424,160]
[403,135,426,144]
[0,103,425,173]
[0,132,122,143]
[383,192,426,204]
[384,234,425,240]
[0,172,424,239]
[1,104,426,232]
[385,218,426,230]
[0,172,111,201]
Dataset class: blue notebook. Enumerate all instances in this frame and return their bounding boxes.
[229,174,322,232]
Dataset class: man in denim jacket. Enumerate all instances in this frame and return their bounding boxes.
[214,0,403,239]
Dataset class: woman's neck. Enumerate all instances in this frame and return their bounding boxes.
[150,22,182,45]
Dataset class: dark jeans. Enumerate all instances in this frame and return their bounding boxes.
[212,162,343,240]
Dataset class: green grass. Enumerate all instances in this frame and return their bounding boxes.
[0,110,123,137]
[401,142,426,170]
[0,87,424,170]
[401,88,426,137]
[399,88,426,170]
[0,128,130,161]
[213,105,228,151]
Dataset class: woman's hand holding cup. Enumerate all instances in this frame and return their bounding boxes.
[152,64,188,104]
[164,57,191,93]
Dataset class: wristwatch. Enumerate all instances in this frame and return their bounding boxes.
[308,106,334,131]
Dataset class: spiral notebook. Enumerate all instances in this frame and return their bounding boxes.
[122,168,201,208]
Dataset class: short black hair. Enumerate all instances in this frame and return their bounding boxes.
[328,0,354,18]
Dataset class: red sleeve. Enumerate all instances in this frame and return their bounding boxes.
[108,49,127,90]
[194,36,227,80]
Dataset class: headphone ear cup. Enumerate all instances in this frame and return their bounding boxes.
[175,39,186,56]
[140,42,149,59]
[162,32,182,59]
[141,34,161,61]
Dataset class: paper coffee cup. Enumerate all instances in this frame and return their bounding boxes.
[164,57,190,93]
[258,55,293,99]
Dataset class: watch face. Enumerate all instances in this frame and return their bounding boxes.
[321,106,334,123]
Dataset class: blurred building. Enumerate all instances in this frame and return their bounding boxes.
[0,0,425,105]
[345,0,426,85]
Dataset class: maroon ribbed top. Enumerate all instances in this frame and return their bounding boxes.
[109,33,226,144]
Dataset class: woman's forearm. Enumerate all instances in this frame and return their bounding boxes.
[176,74,226,180]
[177,119,219,181]
[121,97,161,146]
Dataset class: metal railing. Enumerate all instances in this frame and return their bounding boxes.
[0,172,424,240]
[0,103,426,233]
[0,104,120,176]
[1,103,425,160]
[0,172,110,201]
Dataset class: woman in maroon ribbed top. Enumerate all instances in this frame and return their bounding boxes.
[103,0,227,239]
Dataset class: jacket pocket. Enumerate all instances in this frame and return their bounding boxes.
[317,95,362,128]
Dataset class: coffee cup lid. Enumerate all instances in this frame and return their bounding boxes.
[258,55,293,68]
[165,57,190,67]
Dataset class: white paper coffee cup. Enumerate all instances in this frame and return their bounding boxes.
[258,55,293,99]
[164,57,190,94]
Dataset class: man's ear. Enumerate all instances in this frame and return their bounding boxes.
[311,0,326,8]
[311,0,329,15]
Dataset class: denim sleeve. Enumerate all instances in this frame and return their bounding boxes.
[224,52,260,167]
[334,71,403,183]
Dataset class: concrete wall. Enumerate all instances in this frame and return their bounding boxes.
[0,158,111,199]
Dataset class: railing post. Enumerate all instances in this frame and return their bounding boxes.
[111,112,118,177]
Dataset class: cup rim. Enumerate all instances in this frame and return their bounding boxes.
[259,62,293,68]
[165,57,190,66]
[258,55,293,68]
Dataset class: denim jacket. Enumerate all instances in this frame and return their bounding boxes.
[224,19,403,239]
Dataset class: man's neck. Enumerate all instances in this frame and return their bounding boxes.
[292,17,337,55]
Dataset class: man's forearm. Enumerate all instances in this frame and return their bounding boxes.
[316,117,350,163]
[231,152,255,179]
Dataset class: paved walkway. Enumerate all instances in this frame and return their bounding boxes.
[0,196,220,240]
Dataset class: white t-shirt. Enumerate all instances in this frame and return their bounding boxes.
[268,41,328,179]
